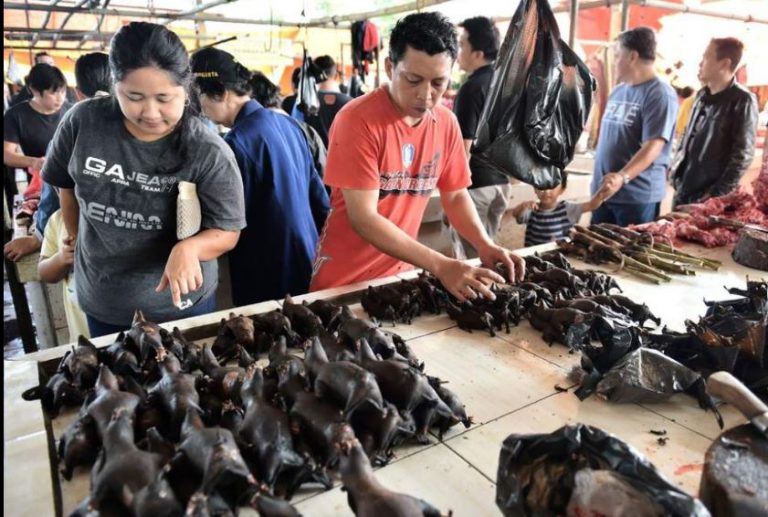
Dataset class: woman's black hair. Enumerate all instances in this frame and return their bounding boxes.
[248,71,281,109]
[27,63,67,94]
[190,47,252,99]
[109,22,196,174]
[389,12,458,65]
[75,52,111,98]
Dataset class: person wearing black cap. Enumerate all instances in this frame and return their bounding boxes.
[191,47,330,307]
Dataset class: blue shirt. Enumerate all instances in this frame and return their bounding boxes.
[592,77,678,204]
[225,100,330,306]
[34,181,60,240]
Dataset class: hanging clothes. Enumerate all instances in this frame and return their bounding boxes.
[351,21,367,78]
[363,21,380,53]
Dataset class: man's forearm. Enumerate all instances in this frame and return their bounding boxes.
[350,212,447,274]
[3,151,36,169]
[621,139,665,179]
[441,189,493,251]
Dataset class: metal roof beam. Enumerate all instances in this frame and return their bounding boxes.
[4,43,107,52]
[3,2,306,26]
[32,0,65,48]
[162,0,235,24]
[309,0,451,26]
[637,0,768,24]
[5,28,219,40]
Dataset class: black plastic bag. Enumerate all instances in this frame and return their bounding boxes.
[496,424,710,516]
[296,48,320,117]
[471,0,594,189]
[596,348,701,403]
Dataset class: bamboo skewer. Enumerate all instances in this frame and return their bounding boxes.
[562,224,723,283]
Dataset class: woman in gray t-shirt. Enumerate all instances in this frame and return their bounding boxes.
[42,22,246,337]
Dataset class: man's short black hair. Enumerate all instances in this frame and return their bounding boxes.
[314,55,337,80]
[389,12,458,65]
[459,16,500,61]
[75,52,110,98]
[618,27,656,61]
[27,63,67,94]
[291,67,301,89]
[34,52,52,64]
[711,37,744,72]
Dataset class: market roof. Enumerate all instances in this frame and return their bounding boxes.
[4,0,768,87]
[5,0,767,53]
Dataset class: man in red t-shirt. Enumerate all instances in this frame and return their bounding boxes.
[310,12,524,301]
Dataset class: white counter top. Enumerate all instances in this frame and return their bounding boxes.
[4,242,754,516]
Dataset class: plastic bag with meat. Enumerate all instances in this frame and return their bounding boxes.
[496,424,710,516]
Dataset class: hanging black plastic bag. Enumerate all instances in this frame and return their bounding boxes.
[471,0,595,189]
[496,424,711,516]
[295,48,320,119]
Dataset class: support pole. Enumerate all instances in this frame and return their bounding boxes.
[621,0,630,31]
[569,0,579,48]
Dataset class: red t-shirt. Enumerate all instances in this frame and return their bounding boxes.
[309,87,471,291]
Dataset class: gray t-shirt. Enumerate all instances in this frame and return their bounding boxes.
[42,96,246,325]
[591,77,678,204]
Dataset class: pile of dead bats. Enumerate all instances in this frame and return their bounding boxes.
[23,296,468,516]
[360,251,742,425]
[644,279,767,393]
[360,250,639,345]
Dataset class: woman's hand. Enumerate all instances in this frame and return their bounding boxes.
[477,243,526,283]
[156,239,203,308]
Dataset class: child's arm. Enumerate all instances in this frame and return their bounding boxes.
[580,190,607,213]
[511,200,538,220]
[38,236,74,283]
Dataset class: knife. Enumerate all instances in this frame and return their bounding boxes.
[707,371,768,438]
[708,215,768,233]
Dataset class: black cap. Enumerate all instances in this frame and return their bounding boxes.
[190,47,243,85]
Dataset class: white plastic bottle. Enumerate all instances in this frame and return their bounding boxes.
[176,181,201,240]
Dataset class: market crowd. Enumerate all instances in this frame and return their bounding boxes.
[3,13,760,339]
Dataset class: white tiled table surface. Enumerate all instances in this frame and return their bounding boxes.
[4,245,755,516]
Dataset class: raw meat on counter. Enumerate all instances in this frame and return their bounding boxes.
[632,185,768,248]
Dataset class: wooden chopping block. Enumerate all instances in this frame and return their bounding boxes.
[701,371,768,516]
[732,230,768,271]
[699,424,768,516]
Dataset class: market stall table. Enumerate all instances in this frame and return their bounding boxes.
[3,243,752,516]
